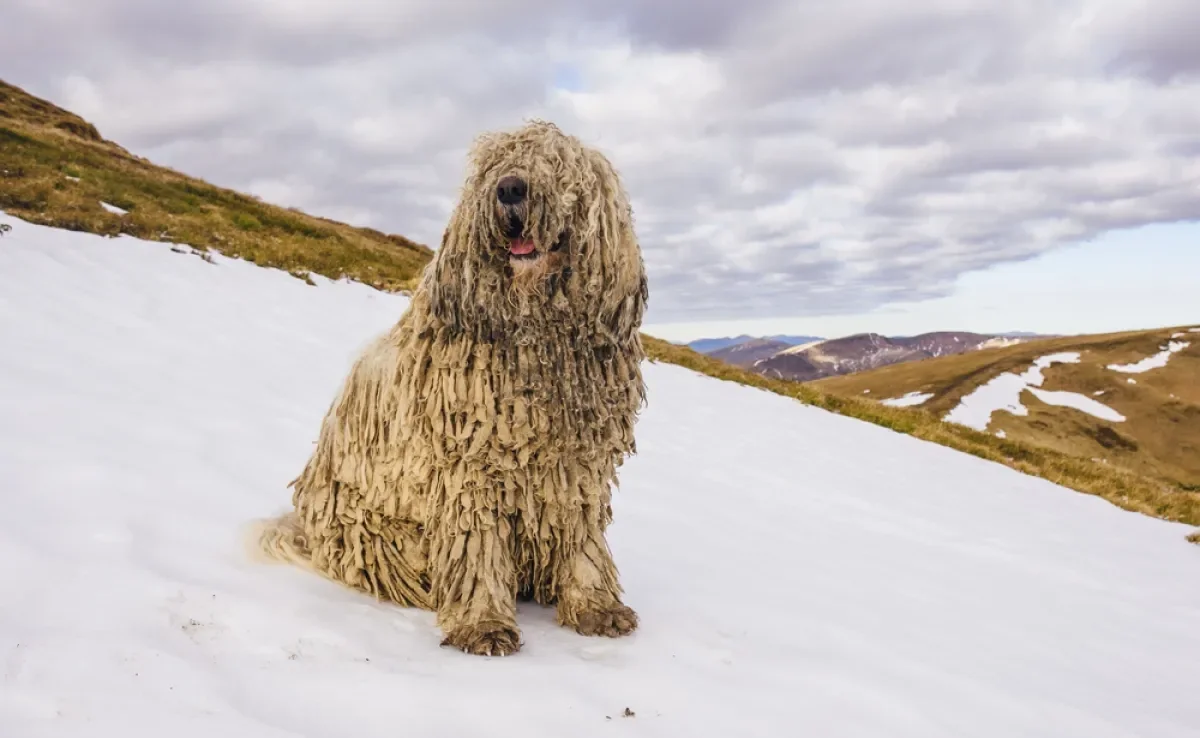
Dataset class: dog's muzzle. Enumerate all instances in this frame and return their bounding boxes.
[494,175,567,262]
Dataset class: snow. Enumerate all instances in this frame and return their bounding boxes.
[978,336,1022,350]
[942,352,1124,431]
[1190,327,1200,333]
[994,430,1006,439]
[880,391,933,407]
[100,201,129,216]
[1093,390,1106,396]
[1128,378,1138,385]
[1107,341,1190,374]
[1026,388,1126,423]
[778,338,825,355]
[3,212,1200,738]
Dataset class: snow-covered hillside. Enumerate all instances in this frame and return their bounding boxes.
[2,212,1199,738]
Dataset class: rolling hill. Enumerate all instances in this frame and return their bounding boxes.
[3,211,1199,737]
[1,76,1197,539]
[0,79,432,292]
[813,328,1200,493]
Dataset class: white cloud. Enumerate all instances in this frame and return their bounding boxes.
[2,0,1197,326]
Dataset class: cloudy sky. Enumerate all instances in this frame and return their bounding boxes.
[4,0,1199,340]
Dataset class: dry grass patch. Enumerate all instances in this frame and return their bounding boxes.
[812,328,1184,414]
[0,80,432,292]
[810,326,1200,489]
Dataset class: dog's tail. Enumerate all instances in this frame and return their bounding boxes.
[244,510,315,571]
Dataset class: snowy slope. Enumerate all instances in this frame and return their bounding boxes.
[2,212,1200,738]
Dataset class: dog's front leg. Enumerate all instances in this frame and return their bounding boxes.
[554,512,639,638]
[429,501,521,656]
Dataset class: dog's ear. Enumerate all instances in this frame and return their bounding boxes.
[576,151,648,347]
[597,224,647,347]
[426,222,470,332]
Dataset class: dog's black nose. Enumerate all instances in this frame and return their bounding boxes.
[496,175,527,205]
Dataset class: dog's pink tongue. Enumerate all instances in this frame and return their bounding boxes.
[510,238,536,255]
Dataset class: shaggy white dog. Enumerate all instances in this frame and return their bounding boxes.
[256,121,649,656]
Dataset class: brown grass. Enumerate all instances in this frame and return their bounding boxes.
[643,335,1200,529]
[811,327,1200,489]
[0,80,432,292]
[813,328,1191,412]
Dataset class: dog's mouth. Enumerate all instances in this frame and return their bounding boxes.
[509,237,539,260]
[503,216,566,262]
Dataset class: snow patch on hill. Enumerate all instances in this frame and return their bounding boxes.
[943,352,1125,431]
[1107,340,1191,374]
[2,213,1199,737]
[881,391,934,407]
[777,338,826,355]
[977,336,1023,350]
[1026,387,1127,423]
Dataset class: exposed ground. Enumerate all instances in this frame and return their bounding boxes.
[2,77,1197,536]
[813,328,1200,493]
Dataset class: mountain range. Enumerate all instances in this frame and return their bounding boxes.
[695,331,1044,383]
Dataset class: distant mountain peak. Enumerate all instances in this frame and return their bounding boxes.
[686,334,823,355]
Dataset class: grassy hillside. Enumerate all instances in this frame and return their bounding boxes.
[0,80,432,291]
[2,78,1197,537]
[812,328,1200,488]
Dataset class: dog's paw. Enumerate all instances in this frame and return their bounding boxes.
[572,604,639,638]
[440,621,522,657]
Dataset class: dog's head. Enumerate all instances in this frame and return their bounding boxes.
[426,121,647,345]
